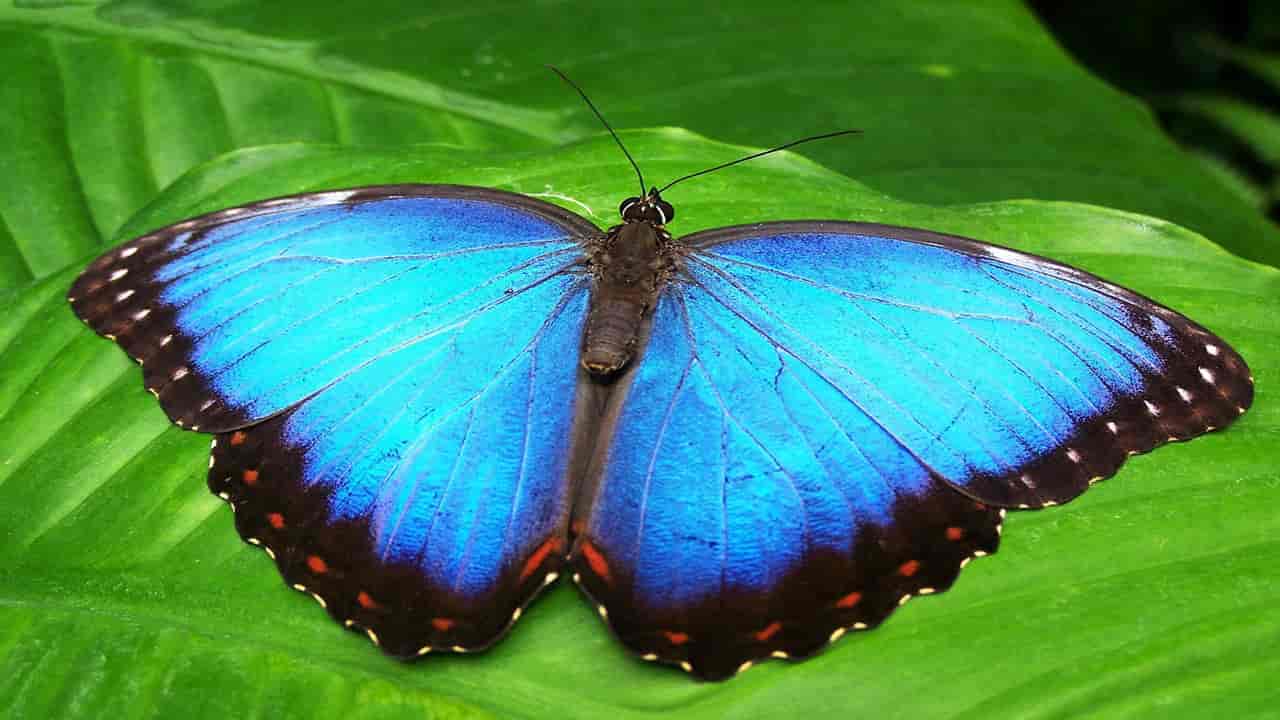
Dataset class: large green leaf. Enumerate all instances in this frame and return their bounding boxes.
[3,135,1278,719]
[2,1,1277,718]
[0,0,1277,289]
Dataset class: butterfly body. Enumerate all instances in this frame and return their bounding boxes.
[582,199,678,375]
[68,182,1252,681]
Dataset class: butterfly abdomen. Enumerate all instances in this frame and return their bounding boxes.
[582,221,670,375]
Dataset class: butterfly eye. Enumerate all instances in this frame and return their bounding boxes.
[656,199,675,224]
[619,197,643,220]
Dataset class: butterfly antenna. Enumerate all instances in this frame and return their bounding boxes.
[548,65,647,198]
[656,129,862,194]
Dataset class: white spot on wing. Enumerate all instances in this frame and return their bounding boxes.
[1177,387,1193,402]
[120,247,138,258]
[985,246,1025,264]
[1144,400,1161,416]
[116,290,135,302]
[1205,344,1220,356]
[109,268,128,281]
[1199,367,1216,384]
[322,190,357,204]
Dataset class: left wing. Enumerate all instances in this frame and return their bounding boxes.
[68,185,595,431]
[70,185,604,655]
[570,222,1251,679]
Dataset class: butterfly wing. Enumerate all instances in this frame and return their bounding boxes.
[571,221,1251,679]
[71,186,600,654]
[69,185,597,432]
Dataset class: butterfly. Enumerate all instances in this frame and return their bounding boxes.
[66,76,1253,681]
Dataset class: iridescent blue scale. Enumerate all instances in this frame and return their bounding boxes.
[70,182,1252,681]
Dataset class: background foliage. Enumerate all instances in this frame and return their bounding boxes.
[1033,0,1280,227]
[0,2,1276,719]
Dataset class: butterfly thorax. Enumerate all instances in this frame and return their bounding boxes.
[582,219,675,375]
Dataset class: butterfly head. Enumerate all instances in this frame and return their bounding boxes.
[619,189,675,226]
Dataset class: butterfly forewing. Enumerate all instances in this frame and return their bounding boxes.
[69,186,597,432]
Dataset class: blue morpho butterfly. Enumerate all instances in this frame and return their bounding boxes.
[67,70,1253,681]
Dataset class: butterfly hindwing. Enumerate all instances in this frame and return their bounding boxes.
[72,185,601,654]
[69,185,598,432]
[207,276,590,654]
[571,221,1251,679]
[572,287,1003,679]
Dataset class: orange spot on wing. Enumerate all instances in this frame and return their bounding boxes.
[898,560,921,577]
[663,630,689,645]
[836,591,862,608]
[431,617,455,632]
[266,512,285,529]
[518,537,561,582]
[579,539,611,583]
[356,591,379,610]
[230,431,247,446]
[753,621,783,642]
[946,526,964,541]
[974,502,987,510]
[306,555,328,574]
[242,469,259,485]
[571,518,585,535]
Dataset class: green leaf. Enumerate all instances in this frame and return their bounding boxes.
[1,0,1278,290]
[1170,93,1280,167]
[3,135,1279,719]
